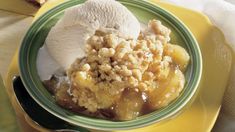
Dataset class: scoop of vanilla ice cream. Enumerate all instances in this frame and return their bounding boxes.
[58,0,140,39]
[46,0,140,69]
[45,23,92,69]
[37,46,62,80]
[37,0,140,80]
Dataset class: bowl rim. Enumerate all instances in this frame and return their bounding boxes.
[19,0,202,130]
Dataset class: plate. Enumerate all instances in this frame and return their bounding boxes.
[3,0,232,132]
[19,0,202,130]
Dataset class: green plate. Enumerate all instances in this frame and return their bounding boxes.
[19,0,202,130]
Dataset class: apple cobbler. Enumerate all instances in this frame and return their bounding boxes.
[44,19,190,120]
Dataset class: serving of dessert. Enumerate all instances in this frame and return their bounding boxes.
[37,0,190,121]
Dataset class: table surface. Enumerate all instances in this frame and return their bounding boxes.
[0,0,36,77]
[0,1,36,131]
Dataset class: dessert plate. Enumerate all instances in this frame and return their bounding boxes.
[19,0,202,130]
[3,0,232,132]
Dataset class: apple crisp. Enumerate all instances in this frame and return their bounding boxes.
[44,19,190,120]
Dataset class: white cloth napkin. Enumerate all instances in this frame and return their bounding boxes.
[161,0,235,131]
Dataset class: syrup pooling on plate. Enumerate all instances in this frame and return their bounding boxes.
[43,19,190,120]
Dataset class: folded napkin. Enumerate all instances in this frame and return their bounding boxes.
[161,0,235,131]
